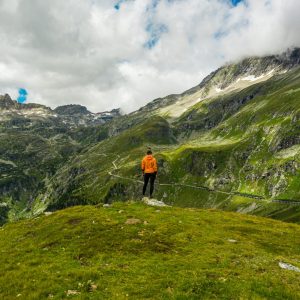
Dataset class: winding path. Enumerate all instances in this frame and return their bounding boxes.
[108,155,300,206]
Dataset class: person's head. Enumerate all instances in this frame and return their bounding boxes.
[147,149,152,155]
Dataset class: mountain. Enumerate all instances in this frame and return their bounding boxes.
[140,48,300,117]
[0,99,120,224]
[1,202,300,299]
[1,48,300,224]
[0,97,121,127]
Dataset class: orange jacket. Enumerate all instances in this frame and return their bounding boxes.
[141,155,158,174]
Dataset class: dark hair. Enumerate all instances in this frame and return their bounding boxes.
[147,149,152,155]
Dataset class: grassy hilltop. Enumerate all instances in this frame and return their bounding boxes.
[1,202,300,299]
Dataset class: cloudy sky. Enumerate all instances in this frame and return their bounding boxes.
[0,0,299,113]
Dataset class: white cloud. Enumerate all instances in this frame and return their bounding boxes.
[0,0,299,112]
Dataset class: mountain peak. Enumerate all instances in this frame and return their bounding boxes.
[0,94,16,109]
[54,104,91,115]
[139,48,300,117]
[189,47,300,94]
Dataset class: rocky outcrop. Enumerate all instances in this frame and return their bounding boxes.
[0,94,17,109]
[54,104,90,115]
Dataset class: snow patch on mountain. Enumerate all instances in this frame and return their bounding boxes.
[158,68,279,118]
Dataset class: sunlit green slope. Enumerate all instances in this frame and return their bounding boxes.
[1,202,300,299]
[39,67,300,223]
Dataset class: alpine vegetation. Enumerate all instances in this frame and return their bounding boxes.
[1,48,300,224]
[1,48,300,299]
[1,1,300,298]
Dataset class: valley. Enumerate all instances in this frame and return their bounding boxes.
[1,49,300,224]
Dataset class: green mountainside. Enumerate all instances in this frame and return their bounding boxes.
[1,202,300,299]
[0,98,118,223]
[38,51,300,224]
[1,49,300,224]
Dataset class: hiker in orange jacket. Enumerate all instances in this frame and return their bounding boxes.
[141,149,158,198]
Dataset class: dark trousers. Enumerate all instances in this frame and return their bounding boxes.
[143,173,156,197]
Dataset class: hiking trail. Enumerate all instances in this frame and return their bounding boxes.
[107,154,300,206]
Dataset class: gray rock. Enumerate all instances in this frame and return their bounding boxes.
[279,262,300,272]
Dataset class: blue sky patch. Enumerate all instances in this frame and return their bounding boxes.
[214,30,228,40]
[17,88,28,104]
[114,0,133,10]
[144,23,168,49]
[143,1,168,49]
[231,0,243,6]
[146,0,160,12]
[114,0,125,10]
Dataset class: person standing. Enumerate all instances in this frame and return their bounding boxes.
[141,149,158,198]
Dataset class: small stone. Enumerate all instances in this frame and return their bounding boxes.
[118,210,124,213]
[228,239,237,243]
[279,262,300,272]
[142,198,169,207]
[66,290,81,296]
[143,221,148,225]
[103,204,110,208]
[91,284,98,291]
[16,294,22,298]
[125,218,141,225]
[48,294,54,298]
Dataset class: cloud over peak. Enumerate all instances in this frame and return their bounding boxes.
[0,0,299,113]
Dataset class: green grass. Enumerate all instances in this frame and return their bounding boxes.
[1,202,300,299]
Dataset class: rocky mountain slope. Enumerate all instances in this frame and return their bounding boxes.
[0,98,120,223]
[1,48,300,224]
[140,48,300,117]
[0,95,121,127]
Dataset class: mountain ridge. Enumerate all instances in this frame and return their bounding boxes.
[0,95,122,128]
[1,48,300,224]
[138,48,300,118]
